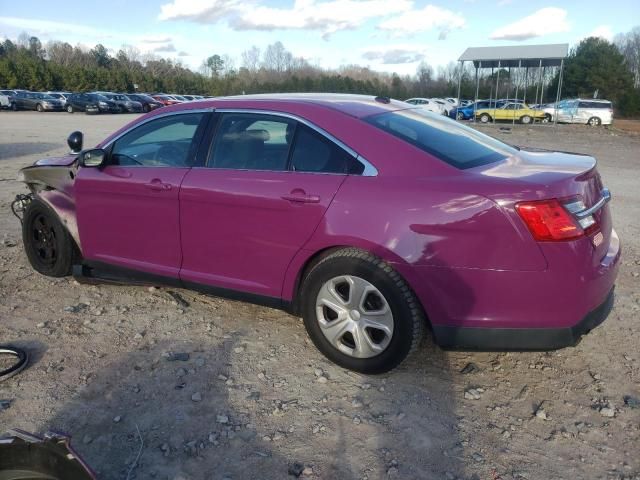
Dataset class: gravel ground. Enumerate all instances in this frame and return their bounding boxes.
[0,112,639,480]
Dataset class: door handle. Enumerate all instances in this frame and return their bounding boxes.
[145,179,172,191]
[281,193,321,204]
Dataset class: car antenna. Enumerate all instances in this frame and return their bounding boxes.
[374,96,391,104]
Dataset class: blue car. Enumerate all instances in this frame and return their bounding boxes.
[450,100,503,120]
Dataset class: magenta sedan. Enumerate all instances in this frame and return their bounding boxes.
[15,94,620,373]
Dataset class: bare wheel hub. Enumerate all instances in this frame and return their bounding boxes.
[315,275,394,358]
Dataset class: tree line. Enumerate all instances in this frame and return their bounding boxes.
[0,28,639,116]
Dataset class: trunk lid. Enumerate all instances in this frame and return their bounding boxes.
[471,148,612,261]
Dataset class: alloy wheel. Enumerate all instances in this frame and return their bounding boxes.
[31,214,57,268]
[315,275,394,358]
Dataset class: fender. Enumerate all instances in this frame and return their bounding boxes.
[17,162,81,251]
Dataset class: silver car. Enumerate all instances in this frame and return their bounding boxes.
[404,97,444,115]
[552,99,613,126]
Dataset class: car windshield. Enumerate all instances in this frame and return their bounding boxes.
[92,94,110,101]
[365,108,517,169]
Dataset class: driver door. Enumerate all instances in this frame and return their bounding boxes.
[75,111,209,278]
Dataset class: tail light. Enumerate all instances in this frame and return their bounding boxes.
[515,198,597,241]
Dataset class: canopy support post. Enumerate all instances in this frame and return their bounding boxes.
[493,60,501,125]
[513,59,521,125]
[474,61,481,122]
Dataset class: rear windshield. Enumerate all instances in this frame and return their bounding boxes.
[365,108,517,169]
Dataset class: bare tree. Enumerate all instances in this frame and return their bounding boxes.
[615,27,640,88]
[241,46,261,71]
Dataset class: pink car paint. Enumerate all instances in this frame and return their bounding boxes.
[22,94,620,349]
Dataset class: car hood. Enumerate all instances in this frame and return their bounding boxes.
[34,154,77,166]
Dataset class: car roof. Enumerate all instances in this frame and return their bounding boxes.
[173,93,411,119]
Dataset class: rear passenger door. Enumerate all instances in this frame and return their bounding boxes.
[179,112,363,299]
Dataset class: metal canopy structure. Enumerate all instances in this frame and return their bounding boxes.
[458,44,568,68]
[455,43,569,125]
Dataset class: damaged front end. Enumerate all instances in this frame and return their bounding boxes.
[12,131,84,247]
[0,430,96,479]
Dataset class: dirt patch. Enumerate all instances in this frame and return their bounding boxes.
[0,112,639,480]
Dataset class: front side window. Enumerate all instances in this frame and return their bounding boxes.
[209,113,295,171]
[365,108,517,169]
[110,113,205,167]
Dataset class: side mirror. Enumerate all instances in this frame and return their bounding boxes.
[80,148,106,168]
[67,131,83,154]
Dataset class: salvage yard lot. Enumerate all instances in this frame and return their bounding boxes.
[0,111,639,480]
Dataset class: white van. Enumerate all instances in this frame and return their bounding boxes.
[554,99,613,126]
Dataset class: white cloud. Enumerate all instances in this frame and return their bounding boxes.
[159,0,450,39]
[489,7,570,41]
[140,35,174,44]
[152,43,177,52]
[585,25,613,41]
[361,44,428,64]
[377,5,465,39]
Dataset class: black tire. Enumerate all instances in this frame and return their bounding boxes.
[300,248,425,374]
[66,104,74,113]
[479,113,491,123]
[36,103,43,112]
[456,112,464,120]
[22,199,78,277]
[143,104,150,113]
[11,102,17,111]
[588,116,601,126]
[520,115,532,124]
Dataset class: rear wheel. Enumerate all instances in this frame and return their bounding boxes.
[36,103,43,112]
[11,102,17,111]
[456,112,464,120]
[542,114,552,123]
[143,104,150,113]
[300,248,425,374]
[520,115,532,124]
[588,116,601,126]
[479,113,491,123]
[66,104,73,113]
[22,199,78,277]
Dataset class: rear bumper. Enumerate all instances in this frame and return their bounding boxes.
[432,287,615,350]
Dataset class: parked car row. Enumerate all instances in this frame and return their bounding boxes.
[0,89,210,114]
[443,97,614,125]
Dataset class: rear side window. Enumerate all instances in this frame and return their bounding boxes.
[209,113,295,171]
[578,101,612,109]
[365,108,517,169]
[291,125,364,174]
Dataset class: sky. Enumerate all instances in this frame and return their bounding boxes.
[0,0,638,75]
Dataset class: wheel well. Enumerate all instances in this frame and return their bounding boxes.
[288,246,432,331]
[289,246,347,315]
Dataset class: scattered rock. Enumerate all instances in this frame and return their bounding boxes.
[216,414,229,424]
[36,322,46,328]
[351,398,364,408]
[113,415,121,423]
[165,352,190,362]
[472,452,484,463]
[191,392,202,402]
[0,400,11,411]
[460,362,479,374]
[167,291,189,308]
[2,236,17,247]
[64,303,87,313]
[623,395,640,409]
[148,286,158,293]
[314,368,324,377]
[387,466,399,477]
[353,416,361,425]
[234,346,245,353]
[361,383,372,390]
[316,375,328,384]
[464,388,482,400]
[288,462,305,477]
[302,466,313,476]
[534,404,548,420]
[599,406,615,417]
[82,434,92,445]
